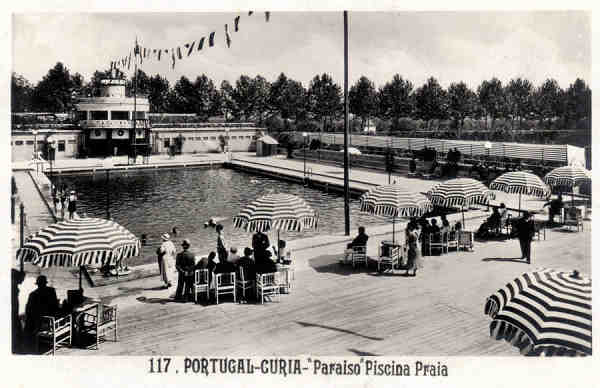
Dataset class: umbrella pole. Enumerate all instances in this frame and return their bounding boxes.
[392,215,396,245]
[79,265,83,291]
[519,192,522,214]
[462,205,465,228]
[277,229,280,262]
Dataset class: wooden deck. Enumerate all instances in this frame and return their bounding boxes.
[64,222,591,356]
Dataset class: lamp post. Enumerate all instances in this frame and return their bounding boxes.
[302,132,308,179]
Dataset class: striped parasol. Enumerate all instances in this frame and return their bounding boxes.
[233,193,318,233]
[360,184,432,243]
[484,268,591,356]
[16,217,140,288]
[427,178,493,208]
[544,165,591,188]
[490,171,550,211]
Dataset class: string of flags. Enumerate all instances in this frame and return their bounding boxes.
[110,11,271,72]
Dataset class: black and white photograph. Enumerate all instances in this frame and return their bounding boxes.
[4,1,596,386]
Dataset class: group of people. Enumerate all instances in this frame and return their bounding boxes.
[51,185,77,219]
[475,203,509,239]
[442,148,462,177]
[156,224,290,303]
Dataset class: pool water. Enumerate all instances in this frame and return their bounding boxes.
[53,168,394,266]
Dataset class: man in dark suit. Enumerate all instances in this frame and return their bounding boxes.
[237,247,256,281]
[516,212,535,264]
[24,276,59,339]
[347,226,369,249]
[252,231,270,261]
[175,239,196,302]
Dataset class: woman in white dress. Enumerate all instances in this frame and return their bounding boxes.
[157,233,177,288]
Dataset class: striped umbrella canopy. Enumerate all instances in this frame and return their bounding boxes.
[360,184,432,244]
[233,193,318,233]
[490,171,550,198]
[426,178,493,208]
[360,184,432,218]
[484,268,591,356]
[544,165,591,188]
[17,217,140,269]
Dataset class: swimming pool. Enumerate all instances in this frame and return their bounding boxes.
[53,168,394,266]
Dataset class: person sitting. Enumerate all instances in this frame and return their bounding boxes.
[227,247,240,265]
[487,207,502,230]
[544,194,564,226]
[440,214,450,232]
[453,221,462,232]
[347,226,368,250]
[237,247,256,281]
[24,276,60,348]
[204,218,217,228]
[256,249,278,274]
[429,219,441,235]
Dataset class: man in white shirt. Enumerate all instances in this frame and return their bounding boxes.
[157,233,177,289]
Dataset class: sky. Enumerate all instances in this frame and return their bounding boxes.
[12,11,591,90]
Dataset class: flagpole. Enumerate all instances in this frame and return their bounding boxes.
[343,10,350,236]
[133,38,138,165]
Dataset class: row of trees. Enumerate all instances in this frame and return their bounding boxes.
[12,62,591,133]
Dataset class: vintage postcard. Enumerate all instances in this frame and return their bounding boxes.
[4,1,596,387]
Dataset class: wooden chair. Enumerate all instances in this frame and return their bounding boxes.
[214,272,236,304]
[351,245,368,269]
[427,232,448,255]
[236,266,254,302]
[458,231,474,251]
[446,230,459,252]
[276,265,294,294]
[563,207,584,232]
[377,245,401,272]
[256,272,280,304]
[36,315,72,355]
[77,304,118,350]
[194,269,210,303]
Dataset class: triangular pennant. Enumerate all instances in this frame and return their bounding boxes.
[198,37,205,51]
[248,11,253,16]
[225,24,231,48]
[127,52,131,70]
[209,31,215,47]
[234,16,240,31]
[158,49,162,61]
[171,48,176,69]
[177,46,182,59]
[265,11,270,22]
[187,41,196,56]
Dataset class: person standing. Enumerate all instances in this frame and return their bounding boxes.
[516,212,535,264]
[175,239,196,302]
[24,276,59,350]
[215,224,228,263]
[157,233,176,289]
[67,190,77,219]
[252,230,270,262]
[406,224,423,276]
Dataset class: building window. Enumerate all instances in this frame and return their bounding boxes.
[15,141,23,145]
[111,111,129,120]
[230,136,237,140]
[195,137,202,140]
[134,111,146,119]
[26,140,34,145]
[90,111,108,120]
[164,139,170,148]
[68,140,76,144]
[58,140,66,152]
[210,136,217,140]
[203,137,209,140]
[76,111,87,121]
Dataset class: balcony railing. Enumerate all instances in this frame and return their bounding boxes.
[79,119,151,129]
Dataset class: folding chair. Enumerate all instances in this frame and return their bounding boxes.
[563,207,584,232]
[214,272,236,304]
[256,272,280,304]
[236,266,254,303]
[351,245,368,269]
[458,231,474,251]
[446,230,459,252]
[428,232,448,255]
[377,245,401,272]
[194,269,210,303]
[36,315,72,355]
[78,304,118,350]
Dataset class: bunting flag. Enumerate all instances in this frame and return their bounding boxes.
[143,47,147,58]
[265,12,270,22]
[186,41,196,56]
[158,49,162,61]
[127,52,131,70]
[198,37,205,51]
[209,31,215,47]
[225,24,231,48]
[177,46,183,60]
[248,11,253,16]
[234,16,240,31]
[134,38,140,55]
[171,48,176,69]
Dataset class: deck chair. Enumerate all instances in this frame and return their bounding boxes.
[36,315,72,355]
[377,245,401,272]
[563,207,584,232]
[428,232,448,255]
[447,230,459,252]
[458,231,474,251]
[194,269,210,303]
[351,245,368,269]
[236,266,254,303]
[256,272,280,304]
[78,304,118,350]
[214,272,236,304]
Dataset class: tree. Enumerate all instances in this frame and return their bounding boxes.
[447,81,476,137]
[378,74,414,126]
[147,74,170,113]
[31,62,78,112]
[251,75,271,124]
[170,76,196,113]
[219,80,238,120]
[564,78,591,126]
[307,73,342,132]
[11,73,33,112]
[505,78,533,130]
[192,74,220,120]
[534,78,563,129]
[269,73,307,123]
[128,69,151,98]
[477,78,507,130]
[84,70,112,97]
[414,77,448,130]
[349,76,377,130]
[232,75,254,120]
